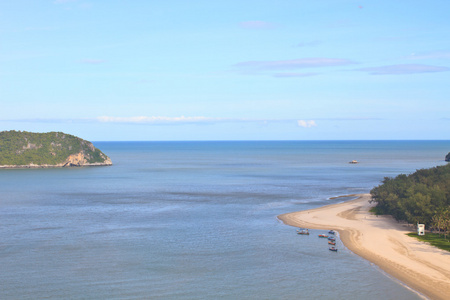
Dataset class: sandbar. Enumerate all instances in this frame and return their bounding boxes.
[278,194,450,300]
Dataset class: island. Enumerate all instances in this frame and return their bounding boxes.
[0,130,112,168]
[446,152,450,162]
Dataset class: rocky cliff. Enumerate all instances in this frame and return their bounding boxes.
[0,131,112,168]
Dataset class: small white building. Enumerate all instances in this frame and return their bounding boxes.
[417,223,425,236]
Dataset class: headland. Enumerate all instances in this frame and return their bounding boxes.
[278,194,450,300]
[0,130,112,168]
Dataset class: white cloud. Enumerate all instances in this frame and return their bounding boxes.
[297,120,317,128]
[2,116,283,125]
[97,116,320,128]
[97,116,221,124]
[1,117,382,127]
[316,117,383,121]
[0,117,91,123]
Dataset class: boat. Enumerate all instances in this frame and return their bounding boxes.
[328,241,336,245]
[318,234,328,238]
[349,160,359,164]
[328,230,335,235]
[328,237,336,241]
[297,229,309,235]
[329,247,338,252]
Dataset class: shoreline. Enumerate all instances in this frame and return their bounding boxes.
[278,194,450,300]
[0,162,113,169]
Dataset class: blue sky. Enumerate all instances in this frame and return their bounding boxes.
[1,0,449,141]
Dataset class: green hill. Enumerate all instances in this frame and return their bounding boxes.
[0,131,112,168]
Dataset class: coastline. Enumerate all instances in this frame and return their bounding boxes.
[278,194,450,300]
[0,161,113,169]
[0,163,112,169]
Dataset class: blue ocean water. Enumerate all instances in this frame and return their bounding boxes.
[1,141,449,299]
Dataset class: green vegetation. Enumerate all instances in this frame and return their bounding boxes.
[407,233,450,252]
[0,130,111,166]
[370,163,450,233]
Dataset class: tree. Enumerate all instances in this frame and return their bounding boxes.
[441,208,450,240]
[431,212,443,235]
[370,164,450,227]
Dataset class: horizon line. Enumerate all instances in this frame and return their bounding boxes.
[91,139,450,142]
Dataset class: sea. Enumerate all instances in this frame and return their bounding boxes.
[1,140,449,300]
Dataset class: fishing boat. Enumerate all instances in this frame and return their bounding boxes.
[297,229,309,235]
[328,230,335,235]
[328,241,336,245]
[329,247,338,252]
[328,237,336,241]
[318,234,328,238]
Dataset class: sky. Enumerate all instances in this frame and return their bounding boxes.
[1,0,450,141]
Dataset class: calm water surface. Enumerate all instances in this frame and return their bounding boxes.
[1,141,449,299]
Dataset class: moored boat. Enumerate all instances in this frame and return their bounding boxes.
[328,241,336,245]
[329,247,338,252]
[328,230,335,235]
[328,237,336,241]
[318,234,328,238]
[297,229,309,235]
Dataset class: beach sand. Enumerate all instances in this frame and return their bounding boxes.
[278,194,450,300]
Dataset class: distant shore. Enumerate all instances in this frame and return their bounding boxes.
[0,162,112,169]
[278,194,450,300]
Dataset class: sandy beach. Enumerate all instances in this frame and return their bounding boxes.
[278,194,450,300]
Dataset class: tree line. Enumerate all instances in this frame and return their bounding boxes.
[370,163,450,237]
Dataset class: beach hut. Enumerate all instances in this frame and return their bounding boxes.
[417,223,425,236]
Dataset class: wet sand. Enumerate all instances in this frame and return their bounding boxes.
[278,194,450,300]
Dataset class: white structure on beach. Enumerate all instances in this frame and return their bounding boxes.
[417,223,425,236]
